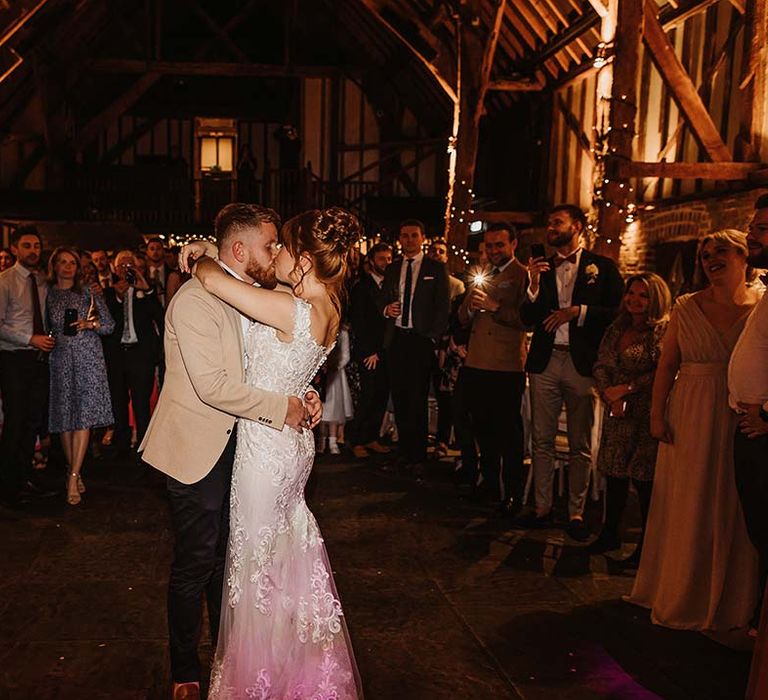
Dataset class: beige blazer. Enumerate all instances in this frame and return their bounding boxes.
[139,277,288,484]
[458,259,529,372]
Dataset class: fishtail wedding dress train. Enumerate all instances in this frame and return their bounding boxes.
[209,297,361,699]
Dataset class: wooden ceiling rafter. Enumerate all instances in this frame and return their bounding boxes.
[479,1,559,78]
[91,59,352,78]
[538,0,593,56]
[506,2,570,71]
[356,0,458,102]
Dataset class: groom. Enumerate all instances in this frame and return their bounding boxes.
[140,203,321,700]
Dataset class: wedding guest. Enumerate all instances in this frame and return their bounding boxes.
[165,245,180,272]
[348,242,392,458]
[458,223,528,514]
[429,237,465,301]
[318,323,354,454]
[46,247,114,505]
[519,205,623,540]
[103,250,163,455]
[628,229,760,633]
[91,249,115,288]
[589,273,671,565]
[0,226,54,508]
[146,237,182,307]
[381,219,450,473]
[429,237,465,456]
[0,248,15,272]
[729,194,768,633]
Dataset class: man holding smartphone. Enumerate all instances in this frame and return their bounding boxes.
[103,249,164,455]
[458,223,529,514]
[520,205,623,540]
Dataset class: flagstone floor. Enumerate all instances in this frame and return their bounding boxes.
[0,448,752,699]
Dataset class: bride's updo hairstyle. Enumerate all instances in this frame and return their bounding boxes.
[281,207,361,311]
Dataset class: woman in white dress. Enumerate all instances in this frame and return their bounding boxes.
[317,323,354,454]
[627,230,760,634]
[182,208,362,699]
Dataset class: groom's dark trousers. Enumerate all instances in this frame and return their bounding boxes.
[166,431,236,682]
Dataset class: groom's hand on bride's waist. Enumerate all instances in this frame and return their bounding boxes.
[305,390,323,429]
[285,396,311,432]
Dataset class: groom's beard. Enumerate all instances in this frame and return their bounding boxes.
[247,260,278,289]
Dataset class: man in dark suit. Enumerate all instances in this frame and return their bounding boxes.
[91,249,117,289]
[348,242,393,458]
[520,204,623,540]
[458,223,529,514]
[381,219,450,471]
[146,236,183,308]
[103,249,164,454]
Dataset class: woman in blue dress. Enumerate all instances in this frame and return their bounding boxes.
[47,247,115,505]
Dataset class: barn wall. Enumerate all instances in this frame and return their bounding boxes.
[550,0,753,220]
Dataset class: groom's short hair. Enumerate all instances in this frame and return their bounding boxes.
[215,203,281,248]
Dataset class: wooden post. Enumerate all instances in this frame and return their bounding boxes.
[446,0,506,249]
[736,0,768,162]
[594,0,644,260]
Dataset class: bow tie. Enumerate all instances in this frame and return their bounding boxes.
[553,252,578,268]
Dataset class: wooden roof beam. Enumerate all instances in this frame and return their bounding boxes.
[91,59,353,78]
[356,0,457,102]
[74,72,161,152]
[510,1,580,65]
[481,0,507,88]
[617,161,762,179]
[532,0,718,74]
[487,75,545,90]
[189,0,249,62]
[586,0,609,18]
[642,0,732,161]
[504,6,568,72]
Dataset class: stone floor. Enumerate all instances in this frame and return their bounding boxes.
[0,448,752,700]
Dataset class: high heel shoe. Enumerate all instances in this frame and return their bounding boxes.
[66,472,81,506]
[76,474,85,494]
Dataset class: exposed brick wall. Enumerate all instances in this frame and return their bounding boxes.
[619,187,768,274]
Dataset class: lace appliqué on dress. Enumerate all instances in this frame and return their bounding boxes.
[210,297,358,699]
[297,559,344,650]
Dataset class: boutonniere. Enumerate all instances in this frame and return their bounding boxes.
[584,263,599,285]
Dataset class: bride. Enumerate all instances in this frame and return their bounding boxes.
[181,208,362,699]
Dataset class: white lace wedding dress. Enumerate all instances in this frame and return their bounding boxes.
[209,297,361,699]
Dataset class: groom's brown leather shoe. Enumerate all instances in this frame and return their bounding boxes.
[172,682,201,700]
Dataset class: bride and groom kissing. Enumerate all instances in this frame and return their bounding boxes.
[140,203,362,699]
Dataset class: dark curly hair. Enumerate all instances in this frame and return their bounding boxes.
[281,207,361,313]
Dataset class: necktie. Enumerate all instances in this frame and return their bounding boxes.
[30,273,44,335]
[489,267,500,278]
[402,258,413,328]
[553,252,578,268]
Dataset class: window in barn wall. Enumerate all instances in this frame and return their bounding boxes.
[200,137,234,173]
